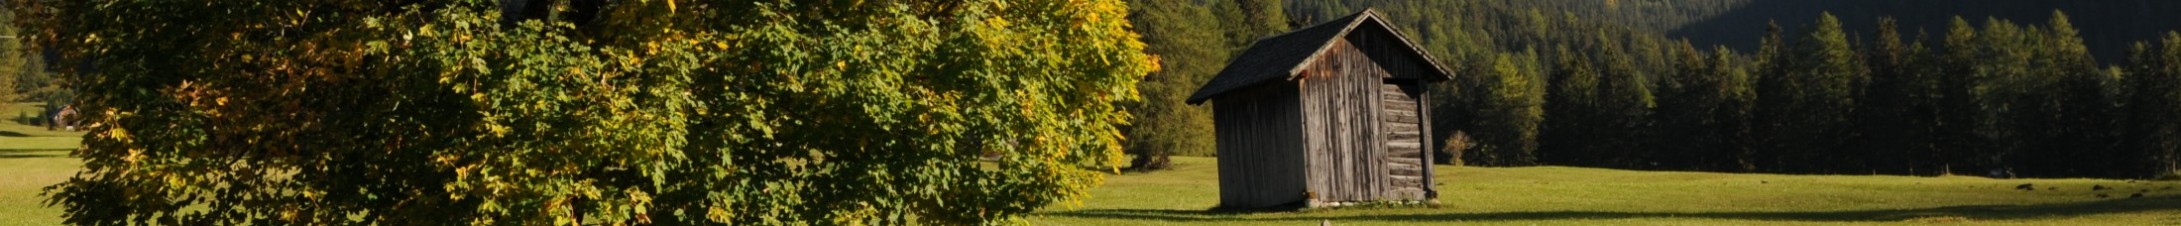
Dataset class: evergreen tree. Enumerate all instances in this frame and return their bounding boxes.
[1653,40,1710,169]
[1654,40,1758,171]
[1459,50,1547,166]
[1594,32,1657,168]
[1747,20,1788,171]
[1540,46,1602,165]
[1970,17,2041,177]
[2126,32,2181,177]
[1121,0,1230,170]
[1229,0,1291,44]
[1933,16,1985,175]
[1855,17,1918,173]
[1757,12,1863,172]
[2016,11,2122,177]
[1655,41,1716,170]
[0,11,20,105]
[1710,46,1759,172]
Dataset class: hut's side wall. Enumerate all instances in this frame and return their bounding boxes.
[1213,81,1309,209]
[1350,21,1438,201]
[1380,83,1429,200]
[1353,20,1443,198]
[1299,39,1392,204]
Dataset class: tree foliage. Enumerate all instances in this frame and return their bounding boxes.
[1454,50,1544,166]
[1754,12,1865,172]
[1655,41,1754,171]
[13,0,1151,224]
[0,11,21,105]
[1119,0,1228,170]
[2127,32,2181,176]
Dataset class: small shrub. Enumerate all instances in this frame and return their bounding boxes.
[1440,131,1472,166]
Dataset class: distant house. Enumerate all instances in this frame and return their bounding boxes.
[1186,9,1452,209]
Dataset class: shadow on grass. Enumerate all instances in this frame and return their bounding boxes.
[0,131,31,137]
[0,149,70,159]
[1042,195,2181,222]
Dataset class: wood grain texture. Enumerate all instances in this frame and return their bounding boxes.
[1300,40,1397,204]
[1213,81,1308,208]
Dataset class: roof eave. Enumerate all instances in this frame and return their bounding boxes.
[1284,9,1383,79]
[1356,10,1456,82]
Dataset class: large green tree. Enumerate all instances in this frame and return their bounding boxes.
[1457,50,1546,166]
[1754,12,1864,173]
[1538,46,1601,165]
[1592,33,1657,169]
[0,10,49,109]
[0,11,21,106]
[2014,11,2124,177]
[1655,41,1754,171]
[1931,16,1986,175]
[15,0,1151,224]
[2127,32,2181,177]
[1120,0,1226,170]
[1852,17,1918,173]
[1228,0,1291,42]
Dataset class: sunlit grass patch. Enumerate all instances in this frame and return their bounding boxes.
[1033,156,2181,225]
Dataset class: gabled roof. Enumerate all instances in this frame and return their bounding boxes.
[1185,8,1453,105]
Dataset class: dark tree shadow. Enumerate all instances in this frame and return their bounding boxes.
[0,149,70,159]
[0,131,31,137]
[1043,195,2181,222]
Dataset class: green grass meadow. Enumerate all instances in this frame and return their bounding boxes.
[0,102,80,150]
[1,102,82,226]
[1031,157,2181,225]
[2,101,2179,225]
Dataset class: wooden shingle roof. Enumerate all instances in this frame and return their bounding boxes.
[1185,8,1452,104]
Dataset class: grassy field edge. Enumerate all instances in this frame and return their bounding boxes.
[1032,157,2181,225]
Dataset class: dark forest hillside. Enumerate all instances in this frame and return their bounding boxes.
[1669,0,2181,63]
[1287,0,2181,62]
[1125,0,2181,178]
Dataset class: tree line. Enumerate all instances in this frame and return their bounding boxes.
[1124,0,2181,178]
[1452,11,2181,178]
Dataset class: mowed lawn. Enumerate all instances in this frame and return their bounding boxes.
[0,102,79,151]
[1032,157,2181,225]
[1,102,82,226]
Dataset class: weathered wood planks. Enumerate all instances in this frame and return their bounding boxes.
[1203,9,1448,209]
[1213,82,1309,208]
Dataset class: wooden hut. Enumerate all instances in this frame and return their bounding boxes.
[1186,8,1452,209]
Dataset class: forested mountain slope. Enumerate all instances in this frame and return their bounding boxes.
[1125,0,2181,178]
[1286,0,2181,62]
[1670,0,2181,62]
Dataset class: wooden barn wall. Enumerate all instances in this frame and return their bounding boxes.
[1299,39,1391,203]
[1213,81,1309,208]
[1349,20,1440,200]
[1380,83,1429,200]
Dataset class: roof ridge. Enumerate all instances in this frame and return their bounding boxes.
[1284,9,1383,78]
[1185,8,1450,105]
